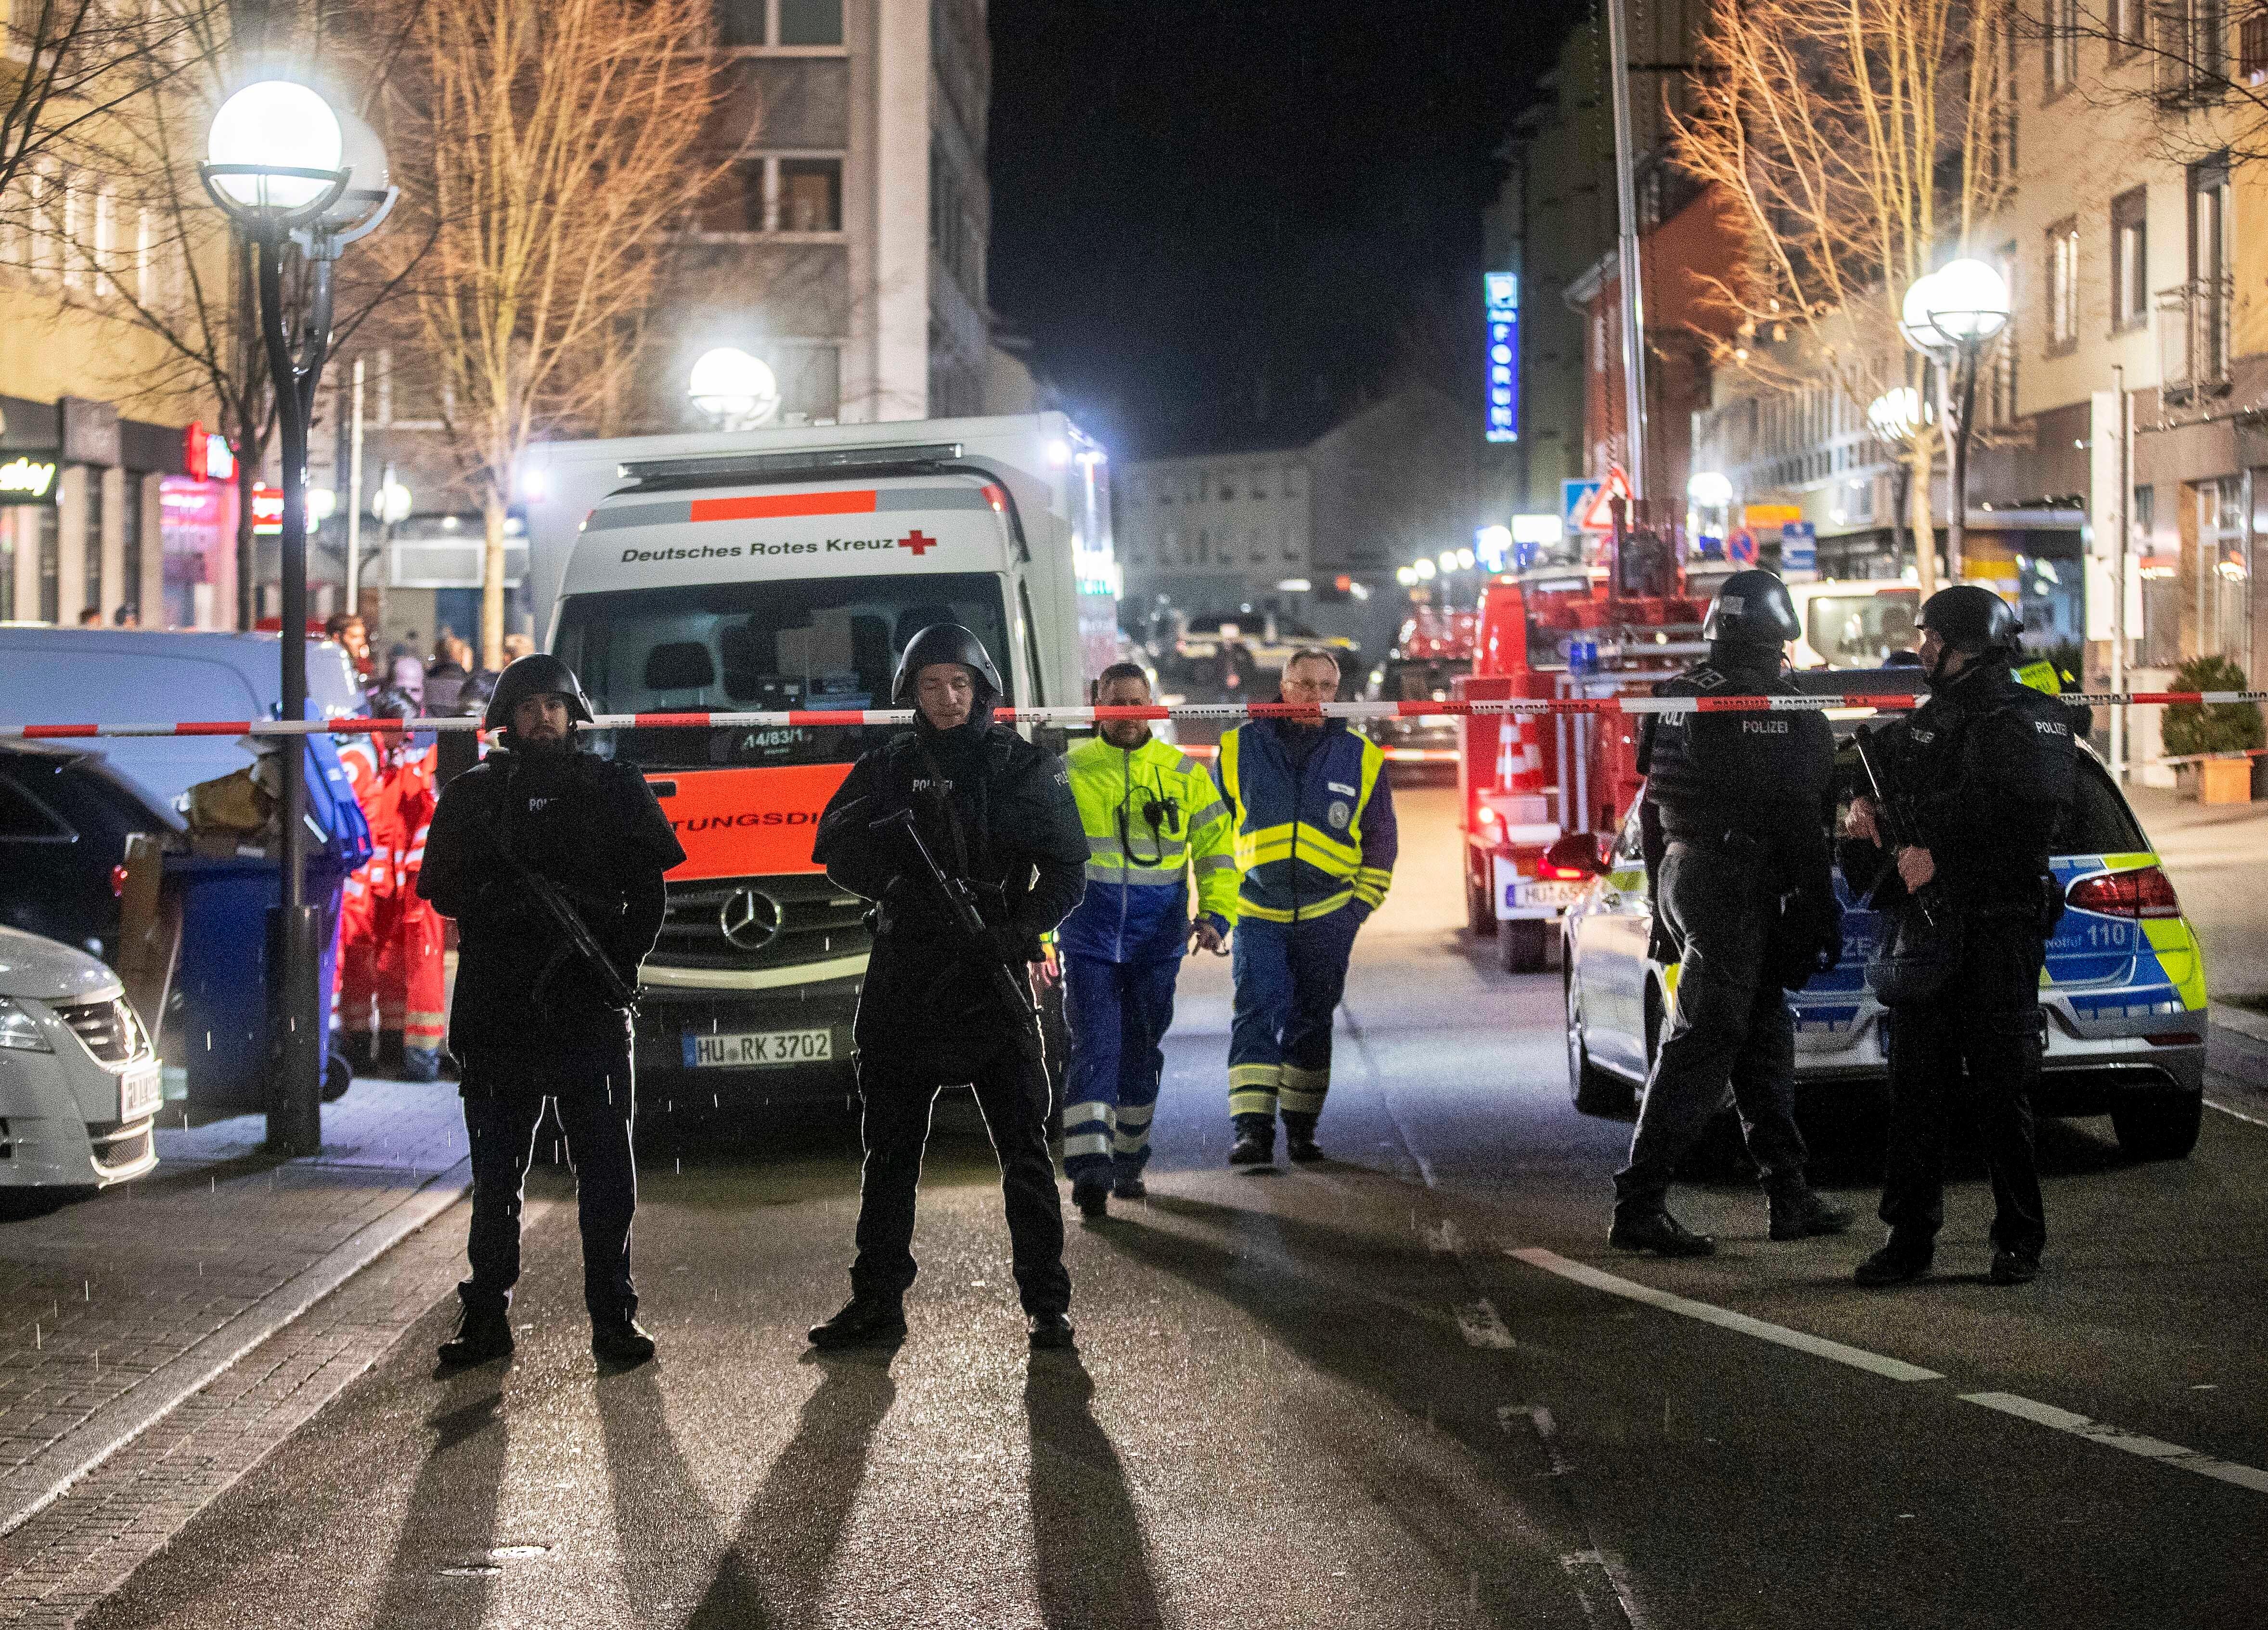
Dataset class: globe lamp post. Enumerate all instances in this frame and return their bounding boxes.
[689,347,781,431]
[201,80,395,1156]
[1899,259,2009,579]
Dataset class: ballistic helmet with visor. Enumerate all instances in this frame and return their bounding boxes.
[1701,569,1803,650]
[485,652,596,731]
[891,623,1004,706]
[1917,584,2023,656]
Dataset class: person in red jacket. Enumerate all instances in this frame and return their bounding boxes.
[335,694,411,1070]
[380,734,448,1080]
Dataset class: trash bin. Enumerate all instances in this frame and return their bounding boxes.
[165,724,371,1113]
[166,850,355,1111]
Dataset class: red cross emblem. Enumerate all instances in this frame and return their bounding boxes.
[899,530,937,556]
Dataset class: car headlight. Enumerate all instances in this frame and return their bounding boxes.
[0,998,54,1053]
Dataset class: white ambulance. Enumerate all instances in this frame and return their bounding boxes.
[519,415,1117,1110]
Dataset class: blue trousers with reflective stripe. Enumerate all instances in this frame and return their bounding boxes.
[1227,909,1361,1129]
[1062,954,1183,1184]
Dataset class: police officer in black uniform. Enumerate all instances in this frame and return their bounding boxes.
[1845,586,2076,1287]
[806,625,1089,1352]
[417,653,686,1368]
[1611,569,1853,1256]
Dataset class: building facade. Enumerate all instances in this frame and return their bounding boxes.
[1115,450,1314,627]
[338,0,994,647]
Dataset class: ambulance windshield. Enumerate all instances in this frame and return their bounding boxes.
[555,571,1012,770]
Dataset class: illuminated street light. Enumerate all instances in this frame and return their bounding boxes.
[1455,547,1476,570]
[1686,470,1733,508]
[1436,550,1458,572]
[200,78,393,1158]
[1900,258,2010,577]
[688,346,781,431]
[1396,566,1418,587]
[1867,387,1927,444]
[372,477,413,524]
[1413,557,1437,581]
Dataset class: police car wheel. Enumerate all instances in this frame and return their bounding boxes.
[2109,1092,2204,1161]
[1565,973,1635,1119]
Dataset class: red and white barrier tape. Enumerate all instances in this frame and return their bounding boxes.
[4,691,2262,742]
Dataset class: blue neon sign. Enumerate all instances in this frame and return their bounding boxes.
[1484,272,1519,443]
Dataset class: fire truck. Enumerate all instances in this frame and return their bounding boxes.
[1452,511,1723,972]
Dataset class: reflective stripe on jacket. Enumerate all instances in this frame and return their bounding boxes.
[1058,733,1239,962]
[1216,718,1395,924]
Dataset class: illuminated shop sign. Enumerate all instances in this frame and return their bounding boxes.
[1484,272,1519,443]
[0,452,61,505]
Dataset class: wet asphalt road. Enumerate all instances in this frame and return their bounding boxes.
[84,787,2268,1629]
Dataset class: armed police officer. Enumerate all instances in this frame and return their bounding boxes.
[807,625,1089,1352]
[1844,586,2076,1287]
[1611,569,1852,1256]
[417,653,687,1369]
[1058,661,1240,1219]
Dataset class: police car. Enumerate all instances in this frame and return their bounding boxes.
[1558,679,2209,1160]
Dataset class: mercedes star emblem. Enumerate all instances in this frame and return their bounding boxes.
[719,887,782,952]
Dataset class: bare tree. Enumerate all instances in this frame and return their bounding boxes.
[0,0,212,231]
[379,0,726,668]
[33,1,422,630]
[1672,0,2017,595]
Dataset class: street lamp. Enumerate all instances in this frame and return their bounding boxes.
[1900,259,2009,579]
[201,80,394,1157]
[1868,386,1933,583]
[689,347,780,431]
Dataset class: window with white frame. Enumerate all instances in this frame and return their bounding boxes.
[713,0,842,48]
[2046,217,2080,352]
[2046,0,2079,93]
[2111,188,2148,331]
[732,155,843,233]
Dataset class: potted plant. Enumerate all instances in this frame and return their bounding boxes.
[2162,655,2263,803]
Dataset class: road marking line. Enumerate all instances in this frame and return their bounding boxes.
[1512,1405,1653,1630]
[1456,1298,1515,1348]
[1507,1248,1944,1383]
[2205,1094,2268,1131]
[1959,1392,2268,1495]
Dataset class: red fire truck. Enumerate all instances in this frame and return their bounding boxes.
[1452,518,1722,972]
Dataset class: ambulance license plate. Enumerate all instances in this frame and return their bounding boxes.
[681,1029,832,1069]
[1510,880,1588,911]
[118,1064,162,1123]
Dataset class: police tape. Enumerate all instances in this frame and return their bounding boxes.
[6,690,2267,741]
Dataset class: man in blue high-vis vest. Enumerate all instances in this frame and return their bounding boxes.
[1217,648,1396,1167]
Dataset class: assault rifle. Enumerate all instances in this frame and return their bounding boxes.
[871,806,1039,1025]
[479,816,640,1012]
[1854,733,1938,927]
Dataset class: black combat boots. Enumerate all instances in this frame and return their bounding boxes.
[1228,1124,1275,1167]
[438,1305,515,1368]
[1766,1181,1856,1241]
[591,1316,657,1367]
[1282,1113,1325,1165]
[807,1297,908,1350]
[1608,1206,1716,1257]
[1071,1177,1111,1220]
[1854,1232,1934,1286]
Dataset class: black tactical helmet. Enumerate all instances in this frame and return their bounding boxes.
[1917,584,2022,655]
[484,651,596,731]
[1701,569,1804,650]
[891,623,1004,706]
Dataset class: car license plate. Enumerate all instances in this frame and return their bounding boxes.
[117,1064,162,1122]
[1510,880,1588,910]
[680,1029,832,1069]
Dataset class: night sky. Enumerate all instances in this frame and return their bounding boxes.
[987,0,1591,461]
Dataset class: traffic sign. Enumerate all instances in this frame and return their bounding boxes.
[1573,466,1633,532]
[1727,527,1758,566]
[1780,521,1817,580]
[1561,478,1602,533]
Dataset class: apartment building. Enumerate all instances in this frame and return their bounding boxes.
[343,0,997,643]
[0,89,226,629]
[1116,451,1313,621]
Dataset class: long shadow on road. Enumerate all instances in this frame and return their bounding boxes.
[1087,1190,1581,1625]
[1024,1354,1167,1630]
[596,1351,897,1629]
[366,1373,512,1630]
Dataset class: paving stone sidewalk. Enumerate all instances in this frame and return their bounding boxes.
[0,1081,470,1533]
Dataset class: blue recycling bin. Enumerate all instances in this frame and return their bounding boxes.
[166,727,371,1113]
